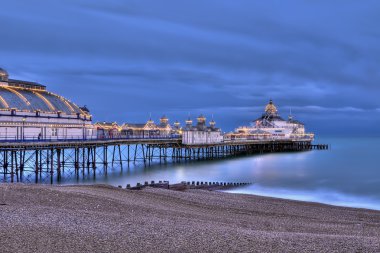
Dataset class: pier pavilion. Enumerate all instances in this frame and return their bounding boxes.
[0,68,328,184]
[122,116,176,138]
[0,68,94,140]
[232,100,314,141]
[182,115,223,145]
[94,122,120,139]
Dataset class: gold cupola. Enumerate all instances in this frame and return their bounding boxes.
[265,99,278,115]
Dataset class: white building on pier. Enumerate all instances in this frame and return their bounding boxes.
[0,68,94,140]
[226,100,314,141]
[182,115,223,145]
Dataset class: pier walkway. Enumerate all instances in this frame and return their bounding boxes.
[0,137,328,183]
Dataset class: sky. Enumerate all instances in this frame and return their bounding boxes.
[1,0,380,136]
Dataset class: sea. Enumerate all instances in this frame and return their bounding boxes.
[62,137,380,210]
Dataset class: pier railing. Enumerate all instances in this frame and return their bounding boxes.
[0,135,327,184]
[0,135,181,143]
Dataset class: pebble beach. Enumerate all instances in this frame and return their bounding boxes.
[1,184,379,253]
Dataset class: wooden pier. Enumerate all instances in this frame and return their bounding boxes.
[122,180,253,191]
[0,138,328,183]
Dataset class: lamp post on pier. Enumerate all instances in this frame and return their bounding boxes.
[22,117,26,141]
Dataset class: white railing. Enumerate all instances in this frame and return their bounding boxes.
[0,134,182,143]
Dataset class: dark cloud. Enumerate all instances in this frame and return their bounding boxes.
[0,0,379,135]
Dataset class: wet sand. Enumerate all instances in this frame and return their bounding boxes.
[0,184,379,253]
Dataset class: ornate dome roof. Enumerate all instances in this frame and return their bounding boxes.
[0,68,87,115]
[265,99,278,115]
[0,86,85,115]
[0,69,90,118]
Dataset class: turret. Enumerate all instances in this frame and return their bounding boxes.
[159,115,169,126]
[209,119,216,129]
[185,117,193,128]
[147,118,154,124]
[264,99,278,116]
[174,120,180,129]
[197,114,206,124]
[196,114,206,130]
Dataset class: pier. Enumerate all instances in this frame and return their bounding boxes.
[0,70,328,184]
[0,137,328,184]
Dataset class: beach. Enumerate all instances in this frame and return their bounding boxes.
[0,184,379,253]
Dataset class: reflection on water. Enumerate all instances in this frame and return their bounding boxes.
[62,137,380,210]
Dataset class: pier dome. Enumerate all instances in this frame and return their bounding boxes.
[0,87,85,115]
[0,68,86,115]
[253,99,284,122]
[265,99,278,116]
[0,68,94,141]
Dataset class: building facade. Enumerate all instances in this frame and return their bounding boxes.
[0,68,94,140]
[94,122,120,139]
[121,116,178,138]
[182,115,223,145]
[157,115,172,136]
[231,100,314,140]
[121,118,159,138]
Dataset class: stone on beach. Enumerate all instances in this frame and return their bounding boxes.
[0,184,379,253]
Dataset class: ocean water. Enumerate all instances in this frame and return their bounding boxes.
[65,137,380,210]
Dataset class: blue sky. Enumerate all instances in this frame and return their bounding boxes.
[1,0,380,135]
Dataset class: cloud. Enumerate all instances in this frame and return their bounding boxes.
[1,0,380,134]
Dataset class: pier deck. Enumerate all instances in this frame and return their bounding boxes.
[0,138,328,183]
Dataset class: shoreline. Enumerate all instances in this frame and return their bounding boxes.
[225,187,380,212]
[1,183,380,252]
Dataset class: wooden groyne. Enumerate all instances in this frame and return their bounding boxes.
[121,180,252,191]
[310,144,329,150]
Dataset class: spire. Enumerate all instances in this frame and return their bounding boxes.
[210,119,216,128]
[147,113,154,124]
[288,107,293,121]
[209,114,216,127]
